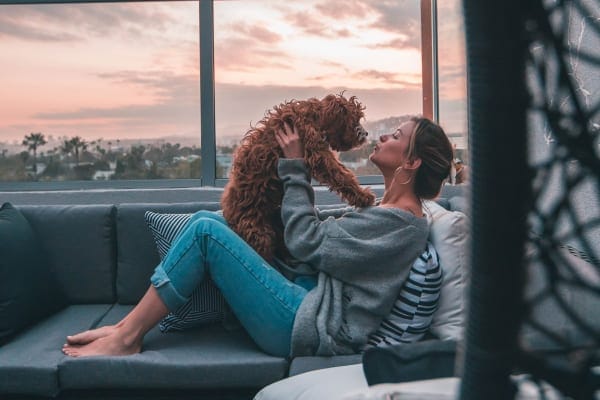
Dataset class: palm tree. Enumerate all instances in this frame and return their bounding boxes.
[61,140,74,161]
[68,136,88,165]
[94,138,107,160]
[22,132,47,174]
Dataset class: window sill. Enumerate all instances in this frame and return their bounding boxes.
[1,184,387,206]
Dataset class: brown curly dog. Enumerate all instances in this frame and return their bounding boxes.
[221,93,375,262]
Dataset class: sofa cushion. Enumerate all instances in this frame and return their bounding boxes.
[58,305,289,390]
[0,304,114,397]
[18,204,117,304]
[255,363,367,400]
[422,200,469,341]
[144,211,228,332]
[362,339,457,385]
[0,203,66,344]
[116,202,220,304]
[145,211,194,260]
[288,354,363,377]
[448,195,469,215]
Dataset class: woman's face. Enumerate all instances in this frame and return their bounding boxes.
[369,120,416,174]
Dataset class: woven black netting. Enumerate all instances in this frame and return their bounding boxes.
[518,0,599,398]
[460,0,599,399]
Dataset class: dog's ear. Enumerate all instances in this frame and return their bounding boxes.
[302,125,330,153]
[319,94,345,120]
[318,94,346,136]
[319,94,364,126]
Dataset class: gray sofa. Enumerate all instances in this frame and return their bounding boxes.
[0,192,470,400]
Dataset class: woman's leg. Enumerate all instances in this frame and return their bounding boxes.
[187,209,228,226]
[64,215,306,357]
[151,216,308,356]
[64,210,227,354]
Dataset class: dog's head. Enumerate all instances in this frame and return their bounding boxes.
[318,94,368,151]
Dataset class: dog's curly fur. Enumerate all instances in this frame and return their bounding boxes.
[221,93,375,262]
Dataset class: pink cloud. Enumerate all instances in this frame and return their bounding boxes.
[315,0,371,19]
[0,3,179,43]
[352,69,422,88]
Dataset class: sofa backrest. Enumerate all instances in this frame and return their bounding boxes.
[19,204,117,304]
[116,202,220,304]
[15,196,469,309]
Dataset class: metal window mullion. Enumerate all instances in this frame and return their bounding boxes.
[421,0,433,120]
[431,0,439,123]
[421,0,440,123]
[200,0,216,187]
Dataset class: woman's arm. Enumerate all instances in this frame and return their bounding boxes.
[278,158,335,263]
[275,123,341,264]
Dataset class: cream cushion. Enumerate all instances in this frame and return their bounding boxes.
[422,200,469,340]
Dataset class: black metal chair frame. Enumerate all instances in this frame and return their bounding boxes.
[460,1,599,398]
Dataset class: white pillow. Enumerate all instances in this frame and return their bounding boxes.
[422,200,469,340]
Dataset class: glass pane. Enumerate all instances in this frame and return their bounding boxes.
[0,2,200,182]
[437,0,469,184]
[214,0,423,178]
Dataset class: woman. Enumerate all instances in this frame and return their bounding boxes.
[62,116,454,358]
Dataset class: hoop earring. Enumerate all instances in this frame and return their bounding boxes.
[394,166,413,185]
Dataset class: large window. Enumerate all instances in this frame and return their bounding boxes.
[437,0,468,167]
[213,0,423,178]
[0,1,200,182]
[0,0,468,188]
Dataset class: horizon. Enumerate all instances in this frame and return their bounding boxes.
[0,113,469,156]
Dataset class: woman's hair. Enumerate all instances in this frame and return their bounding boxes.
[406,116,454,200]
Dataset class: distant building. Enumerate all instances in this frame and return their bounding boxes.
[173,154,201,163]
[447,132,467,150]
[93,170,116,180]
[217,154,232,176]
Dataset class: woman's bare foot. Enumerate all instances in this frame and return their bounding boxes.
[62,325,142,357]
[62,286,168,357]
[65,325,114,346]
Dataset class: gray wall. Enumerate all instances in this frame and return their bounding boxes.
[0,183,468,206]
[0,185,379,206]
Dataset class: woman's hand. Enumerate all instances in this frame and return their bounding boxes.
[275,122,304,159]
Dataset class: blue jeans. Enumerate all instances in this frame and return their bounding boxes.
[150,211,308,357]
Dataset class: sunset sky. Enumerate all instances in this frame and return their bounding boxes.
[0,0,466,148]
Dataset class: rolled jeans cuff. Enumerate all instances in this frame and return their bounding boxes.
[150,263,188,311]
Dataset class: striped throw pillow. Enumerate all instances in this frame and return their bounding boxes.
[367,242,442,347]
[144,211,229,332]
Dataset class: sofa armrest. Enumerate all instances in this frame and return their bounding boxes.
[362,339,457,385]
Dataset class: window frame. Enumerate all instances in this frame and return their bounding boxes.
[0,0,439,191]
